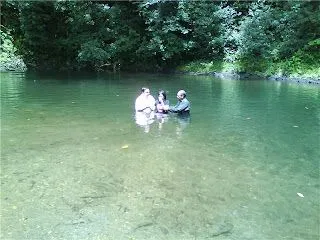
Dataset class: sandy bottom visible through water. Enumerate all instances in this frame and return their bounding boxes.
[1,118,319,240]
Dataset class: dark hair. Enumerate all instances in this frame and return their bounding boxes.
[158,90,167,100]
[141,87,149,93]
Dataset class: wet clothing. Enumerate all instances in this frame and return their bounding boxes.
[135,94,156,112]
[155,99,169,113]
[135,111,155,126]
[169,98,190,113]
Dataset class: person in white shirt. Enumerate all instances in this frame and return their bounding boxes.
[135,87,156,132]
[135,87,156,113]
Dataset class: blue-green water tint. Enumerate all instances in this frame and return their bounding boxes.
[1,72,319,240]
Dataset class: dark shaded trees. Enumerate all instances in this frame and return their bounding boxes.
[1,0,319,74]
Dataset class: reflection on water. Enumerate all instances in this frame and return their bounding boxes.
[135,111,155,133]
[155,112,169,131]
[1,72,319,240]
[174,113,191,137]
[1,72,26,109]
[135,111,191,135]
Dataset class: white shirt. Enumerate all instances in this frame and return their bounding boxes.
[135,111,155,126]
[135,94,156,112]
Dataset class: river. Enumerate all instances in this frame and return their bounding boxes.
[1,71,319,240]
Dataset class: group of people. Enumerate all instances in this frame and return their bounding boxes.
[135,87,190,114]
[134,87,190,132]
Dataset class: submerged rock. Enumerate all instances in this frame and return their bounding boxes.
[196,217,234,238]
[208,220,234,237]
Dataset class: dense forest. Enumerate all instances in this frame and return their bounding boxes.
[1,0,319,78]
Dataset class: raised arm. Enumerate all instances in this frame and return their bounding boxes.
[169,99,190,113]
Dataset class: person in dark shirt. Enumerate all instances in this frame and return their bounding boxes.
[169,90,190,114]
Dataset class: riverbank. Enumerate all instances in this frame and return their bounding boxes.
[177,70,320,85]
[176,60,320,85]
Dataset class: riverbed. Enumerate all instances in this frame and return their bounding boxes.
[1,71,319,240]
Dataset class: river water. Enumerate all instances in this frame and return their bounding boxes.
[1,72,319,240]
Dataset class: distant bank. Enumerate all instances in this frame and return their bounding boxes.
[176,61,320,85]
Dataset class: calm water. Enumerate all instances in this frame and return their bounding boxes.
[1,72,319,240]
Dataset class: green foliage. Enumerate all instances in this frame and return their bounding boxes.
[177,61,222,73]
[77,40,109,69]
[1,29,15,59]
[233,0,320,76]
[0,0,319,77]
[266,48,320,78]
[18,1,71,70]
[134,1,223,68]
[308,38,320,47]
[177,60,239,74]
[0,28,26,71]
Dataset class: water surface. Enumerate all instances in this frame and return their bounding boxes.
[1,72,319,240]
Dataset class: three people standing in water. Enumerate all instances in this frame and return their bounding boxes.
[135,87,190,114]
[134,87,190,132]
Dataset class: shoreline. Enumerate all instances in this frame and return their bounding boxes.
[176,70,320,85]
[2,69,320,85]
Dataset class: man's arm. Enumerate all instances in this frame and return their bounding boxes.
[169,99,189,112]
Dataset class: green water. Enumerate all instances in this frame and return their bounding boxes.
[1,72,319,240]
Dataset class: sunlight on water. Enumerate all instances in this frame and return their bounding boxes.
[1,72,319,240]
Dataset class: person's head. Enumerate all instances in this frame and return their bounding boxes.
[176,90,186,100]
[158,90,167,101]
[141,87,150,96]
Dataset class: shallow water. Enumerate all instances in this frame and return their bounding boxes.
[1,72,319,240]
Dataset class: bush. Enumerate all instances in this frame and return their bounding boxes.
[0,29,26,71]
